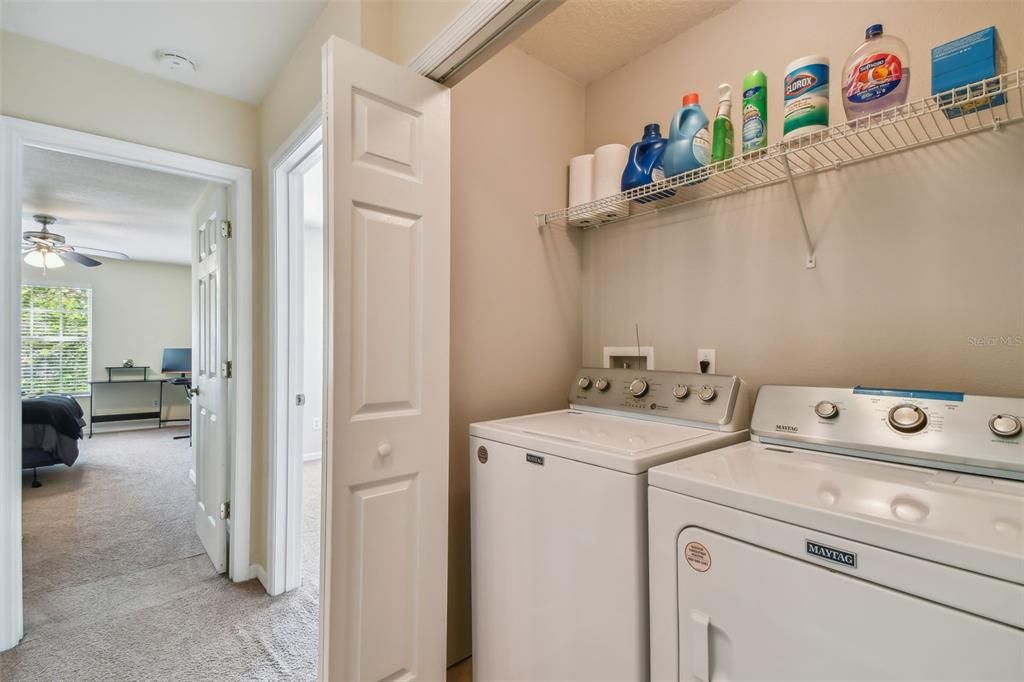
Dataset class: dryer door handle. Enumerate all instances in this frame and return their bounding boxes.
[689,609,711,681]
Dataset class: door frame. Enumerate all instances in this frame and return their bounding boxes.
[267,105,324,596]
[0,116,254,652]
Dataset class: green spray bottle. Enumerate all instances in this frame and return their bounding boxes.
[742,70,768,153]
[711,83,734,163]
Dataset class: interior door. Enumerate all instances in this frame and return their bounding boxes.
[322,37,451,681]
[192,184,230,573]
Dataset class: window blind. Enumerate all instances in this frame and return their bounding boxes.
[21,285,92,396]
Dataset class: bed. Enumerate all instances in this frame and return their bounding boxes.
[22,394,86,487]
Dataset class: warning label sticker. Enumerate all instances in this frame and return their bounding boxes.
[684,541,712,572]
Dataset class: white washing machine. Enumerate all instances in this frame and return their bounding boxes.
[648,385,1024,681]
[471,368,752,681]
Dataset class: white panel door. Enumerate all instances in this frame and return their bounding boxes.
[192,185,230,573]
[322,38,451,681]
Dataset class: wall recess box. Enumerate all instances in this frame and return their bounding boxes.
[603,346,655,370]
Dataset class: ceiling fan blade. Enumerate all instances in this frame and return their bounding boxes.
[61,251,103,267]
[68,245,129,260]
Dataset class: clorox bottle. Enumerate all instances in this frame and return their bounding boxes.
[662,93,711,179]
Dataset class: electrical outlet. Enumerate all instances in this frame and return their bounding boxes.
[312,417,321,431]
[697,349,716,375]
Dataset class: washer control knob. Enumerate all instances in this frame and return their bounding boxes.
[697,385,717,402]
[990,414,1023,438]
[814,400,839,419]
[888,404,928,433]
[672,384,690,400]
[595,377,610,392]
[628,377,649,398]
[577,376,592,390]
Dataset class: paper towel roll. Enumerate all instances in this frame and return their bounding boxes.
[568,154,598,227]
[568,154,594,207]
[592,143,629,220]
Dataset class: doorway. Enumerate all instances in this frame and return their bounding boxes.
[268,109,325,602]
[0,117,254,652]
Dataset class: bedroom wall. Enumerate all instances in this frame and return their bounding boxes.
[22,259,192,428]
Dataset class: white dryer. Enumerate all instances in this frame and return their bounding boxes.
[648,385,1024,681]
[471,368,751,681]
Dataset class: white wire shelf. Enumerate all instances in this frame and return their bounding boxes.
[538,68,1024,266]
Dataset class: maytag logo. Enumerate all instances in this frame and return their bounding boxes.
[526,453,544,466]
[806,540,857,568]
[776,424,799,433]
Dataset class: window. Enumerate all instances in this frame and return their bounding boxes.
[21,285,92,396]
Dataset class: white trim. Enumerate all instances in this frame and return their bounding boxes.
[406,0,563,84]
[303,451,322,462]
[189,468,197,484]
[267,106,323,598]
[0,116,254,652]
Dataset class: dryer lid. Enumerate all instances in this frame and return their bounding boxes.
[470,409,742,474]
[649,441,1024,583]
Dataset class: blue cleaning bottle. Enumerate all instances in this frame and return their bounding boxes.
[662,93,712,179]
[621,123,674,202]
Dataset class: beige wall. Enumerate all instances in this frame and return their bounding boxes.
[448,44,585,664]
[22,259,192,427]
[581,1,1024,397]
[0,31,257,169]
[390,0,470,65]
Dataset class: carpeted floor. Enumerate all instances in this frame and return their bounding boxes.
[1,427,322,681]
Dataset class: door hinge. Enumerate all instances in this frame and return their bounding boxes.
[296,393,306,406]
[220,501,230,520]
[222,360,233,378]
[220,219,232,238]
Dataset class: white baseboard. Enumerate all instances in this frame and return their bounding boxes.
[303,451,322,462]
[251,563,269,592]
[188,468,196,484]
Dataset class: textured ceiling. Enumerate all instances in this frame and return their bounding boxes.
[0,0,327,103]
[22,147,212,265]
[515,0,736,84]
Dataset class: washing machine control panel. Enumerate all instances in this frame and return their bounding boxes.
[570,368,749,430]
[751,385,1024,480]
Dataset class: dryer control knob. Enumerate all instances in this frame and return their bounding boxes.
[628,378,649,398]
[672,384,689,400]
[698,385,717,402]
[595,377,610,392]
[577,376,592,390]
[888,404,928,433]
[990,414,1022,438]
[814,400,839,419]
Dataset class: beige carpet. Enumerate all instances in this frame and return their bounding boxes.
[1,427,322,681]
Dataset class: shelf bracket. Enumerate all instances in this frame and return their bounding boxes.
[781,153,817,269]
[534,212,548,229]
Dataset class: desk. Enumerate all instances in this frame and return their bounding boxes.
[88,366,167,437]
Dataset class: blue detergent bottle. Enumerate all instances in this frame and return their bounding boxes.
[663,93,712,179]
[621,123,674,202]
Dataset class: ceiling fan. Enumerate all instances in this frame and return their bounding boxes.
[22,214,129,271]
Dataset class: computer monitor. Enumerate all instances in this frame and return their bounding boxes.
[161,348,192,377]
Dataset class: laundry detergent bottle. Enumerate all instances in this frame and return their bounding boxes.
[842,23,911,119]
[621,123,674,202]
[663,93,711,179]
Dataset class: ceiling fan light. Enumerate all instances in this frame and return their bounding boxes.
[24,250,45,268]
[44,251,65,268]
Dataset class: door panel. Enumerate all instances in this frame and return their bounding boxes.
[193,185,230,573]
[323,37,450,681]
[676,528,1024,680]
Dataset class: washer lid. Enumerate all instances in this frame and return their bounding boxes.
[649,441,1024,583]
[470,409,744,474]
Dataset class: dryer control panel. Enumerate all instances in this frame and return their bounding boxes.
[569,368,750,432]
[752,385,1024,480]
